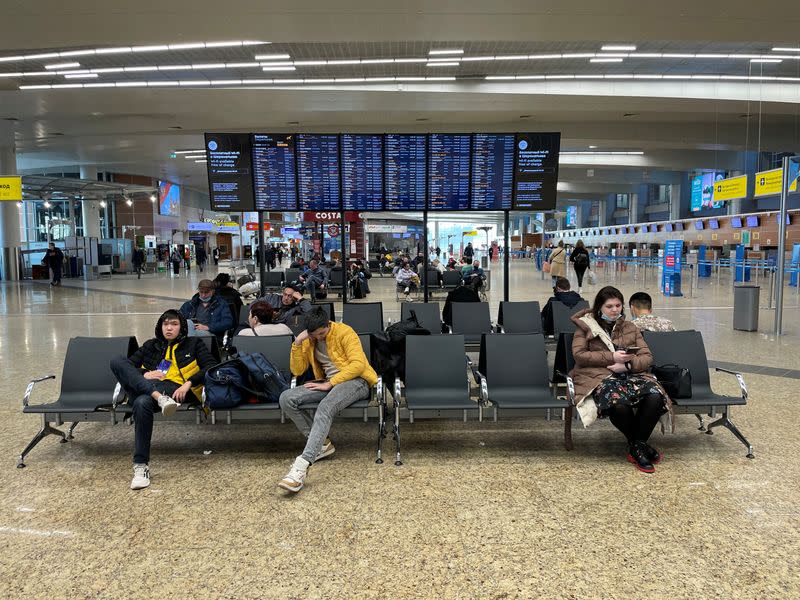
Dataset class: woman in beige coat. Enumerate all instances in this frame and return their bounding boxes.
[569,286,671,473]
[548,240,567,285]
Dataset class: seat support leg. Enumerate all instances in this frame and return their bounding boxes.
[695,414,706,431]
[17,418,67,468]
[376,400,386,464]
[393,399,403,466]
[705,408,754,458]
[66,421,79,440]
[564,405,574,451]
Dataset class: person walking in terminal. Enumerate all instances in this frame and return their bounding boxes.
[570,286,671,474]
[299,259,329,299]
[42,243,64,286]
[259,282,313,326]
[170,247,182,276]
[195,244,207,273]
[180,279,234,338]
[541,277,584,336]
[110,310,216,490]
[132,245,145,279]
[629,292,676,332]
[548,240,567,286]
[278,308,377,493]
[569,239,591,293]
[212,246,220,266]
[463,241,474,261]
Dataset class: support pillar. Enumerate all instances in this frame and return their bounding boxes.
[0,121,21,280]
[80,166,102,238]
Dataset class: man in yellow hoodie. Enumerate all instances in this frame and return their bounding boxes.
[278,307,377,493]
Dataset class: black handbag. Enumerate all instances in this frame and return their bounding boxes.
[652,364,692,399]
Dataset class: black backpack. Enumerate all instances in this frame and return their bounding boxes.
[574,252,589,268]
[372,310,431,382]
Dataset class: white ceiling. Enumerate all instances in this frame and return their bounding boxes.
[2,0,799,199]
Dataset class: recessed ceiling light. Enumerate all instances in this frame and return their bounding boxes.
[601,45,637,51]
[589,145,598,148]
[254,53,290,60]
[428,49,464,55]
[45,62,80,70]
[99,200,107,207]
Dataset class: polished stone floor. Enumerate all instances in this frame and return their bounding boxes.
[0,259,798,599]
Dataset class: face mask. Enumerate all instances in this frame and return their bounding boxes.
[198,293,212,302]
[600,313,621,322]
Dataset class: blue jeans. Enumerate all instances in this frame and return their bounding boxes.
[279,378,370,463]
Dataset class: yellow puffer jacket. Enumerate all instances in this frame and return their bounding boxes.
[290,321,378,386]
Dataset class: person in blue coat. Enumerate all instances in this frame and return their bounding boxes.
[179,279,234,339]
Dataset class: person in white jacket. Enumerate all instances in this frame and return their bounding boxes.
[237,301,293,337]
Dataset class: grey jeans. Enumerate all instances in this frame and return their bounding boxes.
[279,377,370,464]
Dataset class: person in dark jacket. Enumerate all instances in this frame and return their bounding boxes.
[179,279,235,338]
[541,277,585,336]
[212,273,243,325]
[442,283,480,328]
[43,243,64,286]
[299,259,329,299]
[132,246,145,279]
[110,309,217,489]
[569,239,591,293]
[259,282,313,328]
[463,242,474,261]
[212,247,220,266]
[195,245,207,273]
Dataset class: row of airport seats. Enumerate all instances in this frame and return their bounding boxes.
[19,306,753,467]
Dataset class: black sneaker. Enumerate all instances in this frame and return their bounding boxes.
[626,441,655,473]
[642,442,662,465]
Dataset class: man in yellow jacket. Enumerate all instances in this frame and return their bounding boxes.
[278,307,377,493]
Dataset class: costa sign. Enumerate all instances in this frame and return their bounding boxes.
[303,211,363,222]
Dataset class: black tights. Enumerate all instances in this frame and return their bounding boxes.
[606,393,664,444]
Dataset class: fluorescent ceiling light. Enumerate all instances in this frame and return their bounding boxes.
[327,60,360,65]
[173,149,205,154]
[528,54,562,60]
[427,57,462,62]
[191,63,226,69]
[84,83,115,88]
[254,53,290,60]
[183,155,206,159]
[590,58,624,63]
[225,62,260,68]
[601,45,637,51]
[59,50,96,57]
[19,84,51,89]
[259,61,294,67]
[194,160,207,163]
[394,58,428,63]
[168,43,205,50]
[750,58,782,63]
[209,80,242,85]
[426,62,459,67]
[294,60,327,66]
[57,70,91,75]
[65,73,98,79]
[147,81,180,86]
[45,62,80,69]
[95,47,132,55]
[461,56,495,62]
[93,68,124,73]
[773,47,800,52]
[361,58,395,64]
[0,72,23,78]
[25,53,60,60]
[262,66,296,71]
[125,66,159,72]
[428,49,463,55]
[132,45,169,53]
[158,65,192,71]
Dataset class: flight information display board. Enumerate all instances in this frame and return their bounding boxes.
[296,134,341,211]
[471,133,514,210]
[512,132,561,210]
[205,132,255,211]
[251,133,298,211]
[341,134,383,211]
[384,134,426,211]
[428,134,470,210]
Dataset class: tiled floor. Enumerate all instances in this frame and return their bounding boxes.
[1,259,798,599]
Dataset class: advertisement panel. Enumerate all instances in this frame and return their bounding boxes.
[0,176,22,201]
[661,239,683,297]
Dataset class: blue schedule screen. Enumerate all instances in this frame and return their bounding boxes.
[296,134,341,211]
[341,134,383,211]
[251,133,298,211]
[428,134,470,210]
[384,134,426,210]
[471,133,514,210]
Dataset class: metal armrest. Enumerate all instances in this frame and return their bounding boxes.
[393,377,404,408]
[23,375,56,408]
[112,382,127,409]
[555,369,576,405]
[714,367,748,402]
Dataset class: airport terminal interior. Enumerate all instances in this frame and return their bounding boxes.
[1,2,799,598]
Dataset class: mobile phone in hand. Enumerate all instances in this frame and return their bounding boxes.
[623,346,641,353]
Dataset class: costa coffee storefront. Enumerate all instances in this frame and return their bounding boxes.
[301,211,366,260]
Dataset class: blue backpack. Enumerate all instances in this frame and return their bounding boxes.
[203,352,290,409]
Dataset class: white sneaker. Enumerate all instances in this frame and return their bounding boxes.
[278,456,309,493]
[157,395,179,417]
[404,286,410,294]
[316,438,336,461]
[131,463,150,490]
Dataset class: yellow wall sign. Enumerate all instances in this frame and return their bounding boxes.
[712,174,748,202]
[0,176,22,201]
[463,231,478,236]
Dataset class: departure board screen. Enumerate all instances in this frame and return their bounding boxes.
[384,134,426,211]
[205,133,255,211]
[251,133,298,211]
[296,134,341,211]
[513,132,561,210]
[428,134,470,210]
[471,133,514,210]
[341,134,383,211]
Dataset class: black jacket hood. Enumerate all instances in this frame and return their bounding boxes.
[554,290,584,308]
[155,310,188,343]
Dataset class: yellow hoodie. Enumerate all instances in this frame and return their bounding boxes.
[290,321,378,386]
